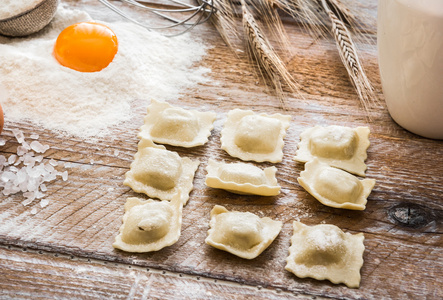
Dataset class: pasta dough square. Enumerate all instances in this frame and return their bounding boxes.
[205,159,280,196]
[124,137,200,205]
[298,159,376,210]
[294,125,370,177]
[139,99,217,148]
[205,205,282,259]
[221,109,291,163]
[113,193,182,253]
[285,221,365,288]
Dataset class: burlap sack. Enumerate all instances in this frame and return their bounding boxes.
[0,0,59,37]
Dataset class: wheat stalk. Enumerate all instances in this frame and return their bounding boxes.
[198,0,239,49]
[248,0,292,56]
[241,0,300,109]
[320,0,378,111]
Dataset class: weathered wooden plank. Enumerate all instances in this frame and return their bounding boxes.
[1,245,315,300]
[0,0,442,299]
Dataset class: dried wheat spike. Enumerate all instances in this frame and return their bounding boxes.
[241,0,300,109]
[321,0,378,112]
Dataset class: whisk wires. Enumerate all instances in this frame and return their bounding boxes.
[98,0,216,36]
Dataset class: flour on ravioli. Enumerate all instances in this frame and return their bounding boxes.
[124,138,199,205]
[205,205,282,259]
[113,193,182,253]
[139,99,216,147]
[285,221,365,288]
[298,159,375,210]
[205,159,280,196]
[294,125,370,176]
[221,109,291,163]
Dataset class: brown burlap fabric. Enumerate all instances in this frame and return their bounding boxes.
[0,0,59,37]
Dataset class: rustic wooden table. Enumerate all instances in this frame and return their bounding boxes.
[1,0,442,299]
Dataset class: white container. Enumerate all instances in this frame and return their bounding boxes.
[378,0,443,139]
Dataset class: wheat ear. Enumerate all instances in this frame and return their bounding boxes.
[248,0,292,56]
[320,0,378,112]
[241,0,299,109]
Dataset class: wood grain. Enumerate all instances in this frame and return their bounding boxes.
[1,245,315,300]
[0,0,442,299]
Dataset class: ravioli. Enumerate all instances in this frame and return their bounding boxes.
[298,159,375,210]
[205,159,280,196]
[113,193,182,253]
[220,109,291,163]
[205,205,282,259]
[285,221,365,288]
[124,137,200,205]
[139,100,217,147]
[294,125,370,176]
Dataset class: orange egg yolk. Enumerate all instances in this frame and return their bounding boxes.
[53,22,118,73]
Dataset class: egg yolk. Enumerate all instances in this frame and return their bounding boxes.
[53,22,118,73]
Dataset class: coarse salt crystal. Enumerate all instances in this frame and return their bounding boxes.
[30,141,49,153]
[17,146,28,156]
[49,159,58,167]
[15,157,24,166]
[114,150,120,156]
[36,191,45,199]
[0,139,6,146]
[8,155,17,165]
[22,141,31,151]
[12,129,25,144]
[44,164,55,173]
[0,128,69,210]
[61,171,68,181]
[0,155,6,166]
[40,199,49,208]
[30,134,39,139]
[30,207,38,215]
[23,155,36,167]
[1,171,14,183]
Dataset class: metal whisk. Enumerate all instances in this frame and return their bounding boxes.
[99,0,216,36]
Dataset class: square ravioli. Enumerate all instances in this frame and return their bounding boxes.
[294,125,370,177]
[139,99,217,148]
[205,205,282,259]
[285,221,365,288]
[124,137,200,205]
[221,109,291,163]
[205,159,280,196]
[298,159,376,210]
[113,193,182,253]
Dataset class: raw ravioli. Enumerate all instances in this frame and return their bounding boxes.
[113,193,182,253]
[298,159,375,210]
[124,137,199,205]
[285,221,365,288]
[294,125,370,176]
[205,159,280,196]
[205,205,282,259]
[221,109,291,163]
[139,99,216,147]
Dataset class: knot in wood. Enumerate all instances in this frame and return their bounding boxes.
[388,203,430,228]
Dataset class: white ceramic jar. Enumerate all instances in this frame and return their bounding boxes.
[378,0,443,139]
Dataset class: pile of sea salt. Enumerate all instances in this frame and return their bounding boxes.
[0,129,68,212]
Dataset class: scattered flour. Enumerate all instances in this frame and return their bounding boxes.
[0,5,210,139]
[0,0,42,19]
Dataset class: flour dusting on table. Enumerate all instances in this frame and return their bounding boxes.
[0,6,210,139]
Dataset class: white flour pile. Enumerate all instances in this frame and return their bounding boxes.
[0,6,210,139]
[0,0,42,19]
